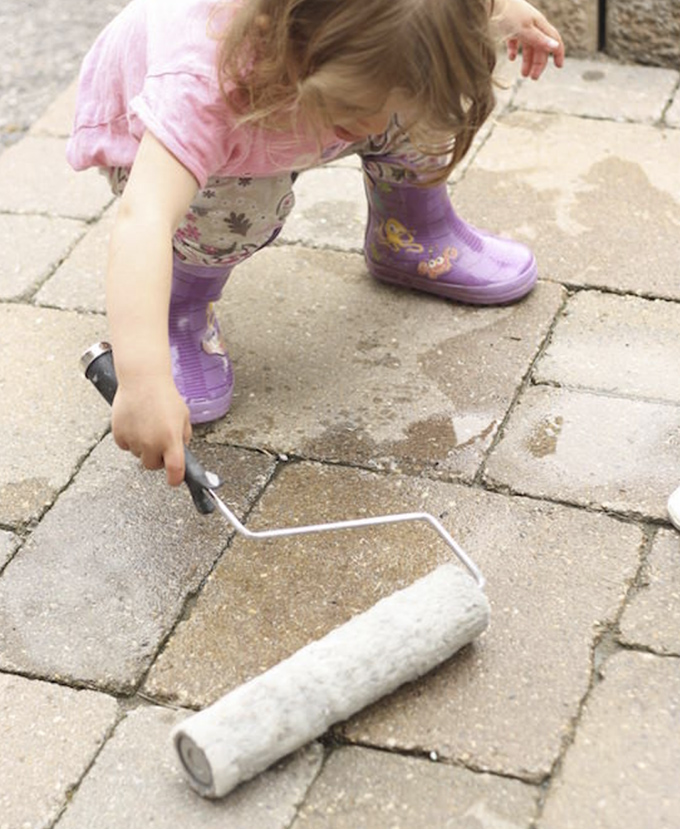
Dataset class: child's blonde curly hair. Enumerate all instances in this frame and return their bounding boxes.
[215,0,496,181]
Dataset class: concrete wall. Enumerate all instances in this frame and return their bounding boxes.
[537,0,600,54]
[536,0,680,69]
[606,0,680,68]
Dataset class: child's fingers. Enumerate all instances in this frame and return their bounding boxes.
[506,37,519,61]
[529,48,549,80]
[534,19,565,66]
[164,442,186,487]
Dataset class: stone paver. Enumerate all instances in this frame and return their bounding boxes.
[281,165,366,252]
[0,531,19,571]
[57,706,323,829]
[0,303,108,525]
[291,745,539,828]
[514,57,679,123]
[0,136,111,219]
[145,462,640,780]
[667,89,680,127]
[29,78,78,139]
[36,206,112,312]
[0,213,85,301]
[484,385,680,519]
[452,112,680,299]
[535,291,680,403]
[619,530,680,656]
[539,651,680,829]
[208,247,563,480]
[0,438,275,690]
[0,672,118,829]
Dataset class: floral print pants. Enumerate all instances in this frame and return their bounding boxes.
[105,124,443,270]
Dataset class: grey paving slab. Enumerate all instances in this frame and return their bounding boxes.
[539,651,680,829]
[513,57,679,123]
[57,705,323,829]
[291,745,538,828]
[0,438,275,691]
[145,462,640,780]
[29,79,78,139]
[208,246,563,480]
[0,672,118,829]
[0,136,111,219]
[534,291,680,403]
[667,88,680,128]
[280,166,366,252]
[484,385,680,520]
[0,303,109,526]
[452,112,680,299]
[619,529,680,656]
[36,206,112,312]
[0,530,19,571]
[0,213,85,300]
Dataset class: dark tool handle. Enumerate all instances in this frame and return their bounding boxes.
[81,342,220,515]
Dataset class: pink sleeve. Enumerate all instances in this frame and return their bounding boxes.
[129,72,235,188]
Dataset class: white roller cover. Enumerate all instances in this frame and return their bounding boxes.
[172,563,489,798]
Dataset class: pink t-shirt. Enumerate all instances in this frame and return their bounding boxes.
[66,0,350,188]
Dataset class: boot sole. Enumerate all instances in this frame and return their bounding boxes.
[367,257,538,305]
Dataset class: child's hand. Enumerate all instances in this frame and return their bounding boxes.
[493,0,565,80]
[111,376,191,487]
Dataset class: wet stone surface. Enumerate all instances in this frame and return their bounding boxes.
[145,462,640,781]
[280,165,367,252]
[453,112,680,299]
[484,385,680,520]
[0,438,275,690]
[208,246,563,481]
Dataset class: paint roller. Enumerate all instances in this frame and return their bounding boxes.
[82,342,490,799]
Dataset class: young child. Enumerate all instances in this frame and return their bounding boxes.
[67,0,564,486]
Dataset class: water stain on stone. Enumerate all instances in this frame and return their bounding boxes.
[390,415,458,463]
[302,414,462,475]
[582,69,605,82]
[0,478,53,524]
[527,415,564,458]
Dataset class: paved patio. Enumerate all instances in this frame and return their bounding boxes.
[1,54,679,828]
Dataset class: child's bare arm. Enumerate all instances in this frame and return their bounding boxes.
[491,0,565,80]
[107,131,199,485]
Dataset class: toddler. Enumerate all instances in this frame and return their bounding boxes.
[67,0,564,485]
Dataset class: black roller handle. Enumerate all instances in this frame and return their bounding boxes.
[81,342,221,515]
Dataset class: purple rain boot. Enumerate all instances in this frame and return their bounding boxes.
[169,257,234,424]
[362,158,537,305]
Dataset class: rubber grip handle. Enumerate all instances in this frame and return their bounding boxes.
[81,343,218,515]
